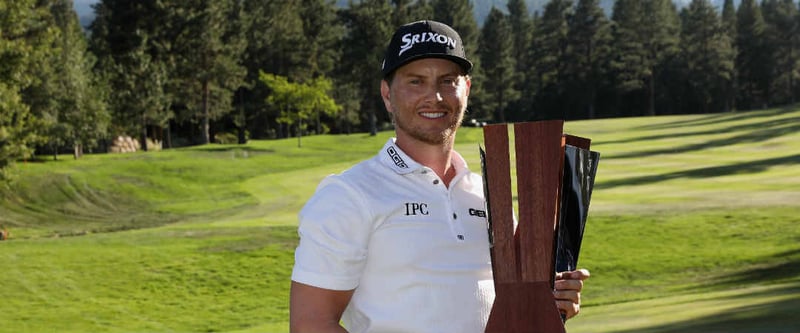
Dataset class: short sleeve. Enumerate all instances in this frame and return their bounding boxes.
[291,176,373,291]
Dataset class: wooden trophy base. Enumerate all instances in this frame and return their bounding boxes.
[485,282,566,333]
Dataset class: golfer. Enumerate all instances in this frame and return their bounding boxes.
[290,20,590,333]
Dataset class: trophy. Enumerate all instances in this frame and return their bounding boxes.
[481,120,599,333]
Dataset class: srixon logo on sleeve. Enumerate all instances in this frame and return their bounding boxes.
[398,32,457,56]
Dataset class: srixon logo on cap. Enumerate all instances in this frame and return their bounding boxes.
[398,32,457,56]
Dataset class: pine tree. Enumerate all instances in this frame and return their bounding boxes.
[641,0,680,116]
[761,0,799,104]
[609,0,679,116]
[0,0,57,179]
[680,0,735,113]
[297,0,343,135]
[565,0,611,119]
[480,7,519,122]
[431,0,479,52]
[529,0,572,120]
[50,0,110,158]
[89,0,176,149]
[391,0,433,27]
[506,0,534,118]
[721,0,737,111]
[172,0,247,144]
[609,0,648,117]
[721,0,737,36]
[339,0,393,135]
[736,0,769,109]
[239,0,304,139]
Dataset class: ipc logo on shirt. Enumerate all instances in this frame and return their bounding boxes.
[404,202,429,216]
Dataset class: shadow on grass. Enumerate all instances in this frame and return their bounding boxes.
[194,146,276,153]
[595,153,800,189]
[633,107,793,131]
[626,249,800,333]
[602,120,800,160]
[199,225,299,253]
[615,282,800,333]
[600,116,799,147]
[698,249,800,291]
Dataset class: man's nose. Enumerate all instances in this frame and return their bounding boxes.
[425,85,443,102]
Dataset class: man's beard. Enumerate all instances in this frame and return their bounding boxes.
[393,110,464,145]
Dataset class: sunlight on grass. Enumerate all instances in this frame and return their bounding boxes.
[1,107,799,332]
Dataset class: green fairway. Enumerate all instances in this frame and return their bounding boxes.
[1,107,798,332]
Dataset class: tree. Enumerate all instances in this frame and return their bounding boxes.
[298,0,346,134]
[297,0,343,81]
[89,0,175,150]
[721,0,738,111]
[736,0,770,109]
[609,0,679,116]
[641,0,680,116]
[761,0,799,105]
[0,0,58,179]
[172,0,247,145]
[679,0,735,113]
[238,0,304,140]
[565,0,611,119]
[338,0,393,135]
[49,0,110,159]
[609,0,648,113]
[479,7,519,123]
[506,0,535,118]
[259,73,341,147]
[528,0,572,120]
[391,0,433,27]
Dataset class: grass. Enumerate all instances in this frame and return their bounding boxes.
[1,106,799,332]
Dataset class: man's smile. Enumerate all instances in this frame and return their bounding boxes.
[420,112,447,119]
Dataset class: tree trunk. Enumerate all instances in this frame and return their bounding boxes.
[202,80,211,144]
[297,115,303,148]
[238,108,247,144]
[316,109,321,135]
[498,89,506,123]
[646,73,656,116]
[238,126,247,144]
[140,112,148,152]
[368,97,377,136]
[165,123,172,149]
[587,86,597,119]
[73,144,82,159]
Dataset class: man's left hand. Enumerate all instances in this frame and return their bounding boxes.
[553,268,591,320]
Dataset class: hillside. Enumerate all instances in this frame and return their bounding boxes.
[1,107,798,332]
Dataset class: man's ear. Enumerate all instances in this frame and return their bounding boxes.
[380,79,392,112]
[380,79,390,101]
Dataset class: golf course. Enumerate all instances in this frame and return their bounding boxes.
[1,106,798,333]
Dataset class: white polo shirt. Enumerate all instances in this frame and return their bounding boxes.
[292,138,495,333]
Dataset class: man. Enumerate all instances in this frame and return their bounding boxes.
[290,20,590,333]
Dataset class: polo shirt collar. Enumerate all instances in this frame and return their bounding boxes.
[379,138,472,178]
[380,138,422,175]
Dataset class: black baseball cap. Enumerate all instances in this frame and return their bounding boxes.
[381,20,473,78]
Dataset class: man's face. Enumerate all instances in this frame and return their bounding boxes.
[381,58,471,146]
